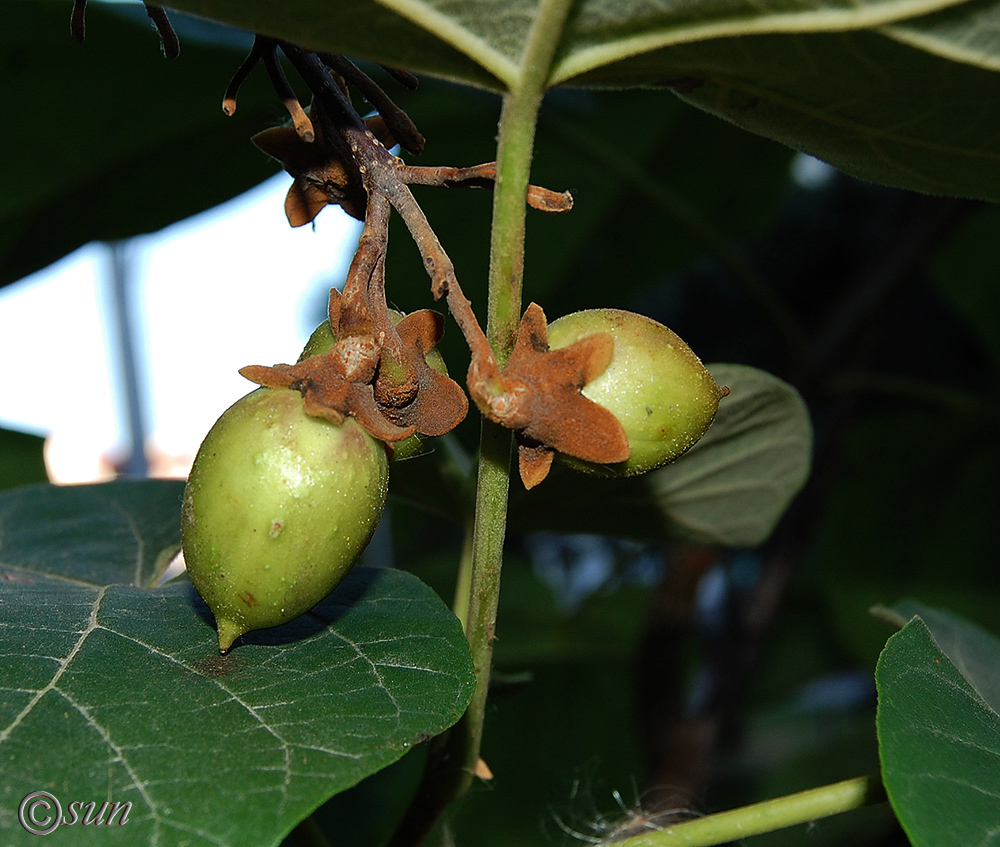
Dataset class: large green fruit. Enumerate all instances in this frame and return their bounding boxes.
[546,309,725,477]
[182,387,389,652]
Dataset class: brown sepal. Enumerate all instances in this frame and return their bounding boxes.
[518,440,555,490]
[252,119,367,223]
[375,309,469,436]
[285,181,332,228]
[239,286,416,443]
[240,356,414,442]
[471,302,629,487]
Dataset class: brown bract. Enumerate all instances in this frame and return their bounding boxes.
[226,49,579,463]
[469,303,629,489]
[377,309,469,436]
[252,112,394,224]
[240,288,467,445]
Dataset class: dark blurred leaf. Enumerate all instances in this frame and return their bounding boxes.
[651,364,811,547]
[534,95,795,319]
[932,204,1000,367]
[812,408,1000,665]
[0,480,474,847]
[490,555,651,668]
[0,428,47,491]
[445,561,648,847]
[1,1,281,288]
[657,30,1000,201]
[876,604,1000,847]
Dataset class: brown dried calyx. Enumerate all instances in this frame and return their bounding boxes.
[252,108,398,225]
[240,192,468,444]
[249,94,572,228]
[468,302,629,489]
[226,44,581,463]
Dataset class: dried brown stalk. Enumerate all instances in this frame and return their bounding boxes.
[230,41,618,485]
[70,0,178,57]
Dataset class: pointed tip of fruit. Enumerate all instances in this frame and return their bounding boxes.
[217,617,247,654]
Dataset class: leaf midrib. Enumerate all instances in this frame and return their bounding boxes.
[549,0,972,84]
[376,0,978,91]
[375,0,520,86]
[0,585,108,745]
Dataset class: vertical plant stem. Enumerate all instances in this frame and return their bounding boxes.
[456,0,577,796]
[486,0,574,359]
[386,2,574,845]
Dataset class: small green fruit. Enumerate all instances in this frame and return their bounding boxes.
[546,309,725,477]
[182,387,389,652]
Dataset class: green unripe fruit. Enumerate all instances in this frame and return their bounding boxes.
[182,387,389,652]
[546,309,725,477]
[297,319,338,362]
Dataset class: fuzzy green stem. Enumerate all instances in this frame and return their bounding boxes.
[384,3,574,845]
[486,0,575,359]
[612,776,884,847]
[457,0,577,789]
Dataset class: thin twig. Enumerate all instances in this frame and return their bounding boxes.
[143,3,179,58]
[260,39,314,141]
[70,0,87,43]
[222,40,263,115]
[318,52,425,155]
[401,162,572,212]
[380,64,420,90]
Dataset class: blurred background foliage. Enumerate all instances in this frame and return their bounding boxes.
[3,4,999,847]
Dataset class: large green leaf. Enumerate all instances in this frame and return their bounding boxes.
[634,30,1000,200]
[162,0,966,89]
[0,480,475,847]
[876,603,1000,847]
[649,364,812,546]
[154,0,1000,199]
[508,364,812,546]
[0,1,281,288]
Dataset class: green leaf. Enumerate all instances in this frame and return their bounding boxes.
[0,480,475,846]
[878,600,1000,714]
[509,365,811,547]
[153,0,1000,199]
[1,1,280,288]
[164,0,969,90]
[159,0,507,88]
[876,604,1000,847]
[650,364,812,546]
[642,30,1000,201]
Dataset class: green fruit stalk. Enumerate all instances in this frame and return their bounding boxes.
[182,387,389,652]
[546,309,725,477]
